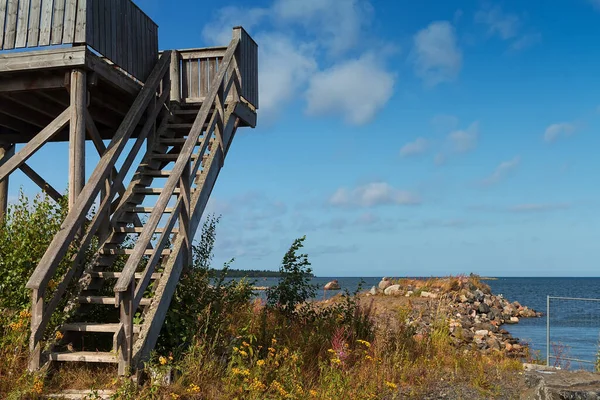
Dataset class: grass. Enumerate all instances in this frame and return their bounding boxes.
[19,279,529,399]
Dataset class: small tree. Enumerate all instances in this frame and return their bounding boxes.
[266,235,316,316]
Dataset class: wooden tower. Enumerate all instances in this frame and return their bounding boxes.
[0,0,258,375]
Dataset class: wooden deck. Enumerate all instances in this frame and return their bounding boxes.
[0,46,142,144]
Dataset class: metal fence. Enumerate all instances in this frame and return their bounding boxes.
[546,296,600,369]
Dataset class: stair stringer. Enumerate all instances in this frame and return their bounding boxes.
[131,104,241,367]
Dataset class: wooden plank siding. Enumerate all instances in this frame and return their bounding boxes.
[0,0,158,81]
[176,28,259,109]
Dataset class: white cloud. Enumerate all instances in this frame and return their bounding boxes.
[544,122,576,142]
[305,54,395,125]
[475,6,520,39]
[201,6,269,46]
[449,121,479,153]
[481,156,521,185]
[509,33,542,52]
[431,114,459,133]
[412,21,462,87]
[399,137,429,157]
[329,182,420,208]
[272,0,373,56]
[201,0,394,125]
[258,33,318,122]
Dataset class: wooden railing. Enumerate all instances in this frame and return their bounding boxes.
[114,30,245,367]
[0,0,158,81]
[24,51,172,371]
[175,27,258,109]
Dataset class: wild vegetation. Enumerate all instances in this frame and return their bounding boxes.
[0,191,536,399]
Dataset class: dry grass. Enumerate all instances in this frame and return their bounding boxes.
[1,276,529,399]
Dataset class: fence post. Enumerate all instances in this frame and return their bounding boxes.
[546,295,550,366]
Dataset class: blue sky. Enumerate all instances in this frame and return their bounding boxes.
[8,0,600,277]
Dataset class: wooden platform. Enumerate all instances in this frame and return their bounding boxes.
[0,46,143,144]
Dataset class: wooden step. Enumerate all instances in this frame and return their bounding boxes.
[88,271,162,280]
[60,323,141,333]
[133,187,181,195]
[99,248,172,256]
[78,296,152,306]
[167,123,193,129]
[113,227,179,234]
[125,207,175,213]
[141,170,172,177]
[48,351,117,363]
[173,109,199,115]
[151,153,199,161]
[46,389,115,399]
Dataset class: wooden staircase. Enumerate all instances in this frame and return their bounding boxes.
[23,28,258,375]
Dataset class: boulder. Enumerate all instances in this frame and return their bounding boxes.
[384,284,402,296]
[369,286,377,296]
[324,280,341,290]
[405,290,414,297]
[420,291,438,299]
[478,303,491,314]
[378,277,393,290]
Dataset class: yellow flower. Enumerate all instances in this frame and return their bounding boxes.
[331,358,341,365]
[233,346,240,352]
[357,339,371,348]
[385,381,398,390]
[309,389,318,397]
[32,377,44,394]
[187,383,200,393]
[256,359,265,367]
[170,394,180,399]
[232,367,250,376]
[271,338,277,344]
[274,361,280,367]
[239,350,248,357]
[365,355,374,361]
[55,331,64,340]
[159,356,167,365]
[249,378,266,392]
[327,349,336,354]
[242,341,250,347]
[19,309,31,319]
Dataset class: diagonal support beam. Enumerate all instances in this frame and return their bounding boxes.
[0,108,70,181]
[18,163,63,203]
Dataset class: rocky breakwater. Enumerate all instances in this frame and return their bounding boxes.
[447,282,542,355]
[371,276,542,356]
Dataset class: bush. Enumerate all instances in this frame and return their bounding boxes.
[157,215,256,355]
[0,190,68,310]
[265,235,317,316]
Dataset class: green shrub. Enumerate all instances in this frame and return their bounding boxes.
[157,215,256,356]
[265,235,317,316]
[0,190,68,310]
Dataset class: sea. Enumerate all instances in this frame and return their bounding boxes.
[227,276,600,370]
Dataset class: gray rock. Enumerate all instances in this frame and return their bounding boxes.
[378,277,393,290]
[523,368,600,400]
[478,302,491,314]
[369,286,377,296]
[384,284,402,296]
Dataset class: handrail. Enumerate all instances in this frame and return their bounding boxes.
[113,37,241,299]
[26,52,171,294]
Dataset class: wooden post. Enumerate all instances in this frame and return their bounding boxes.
[170,50,181,104]
[179,162,191,268]
[28,289,44,371]
[118,281,134,376]
[0,144,14,220]
[69,69,87,209]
